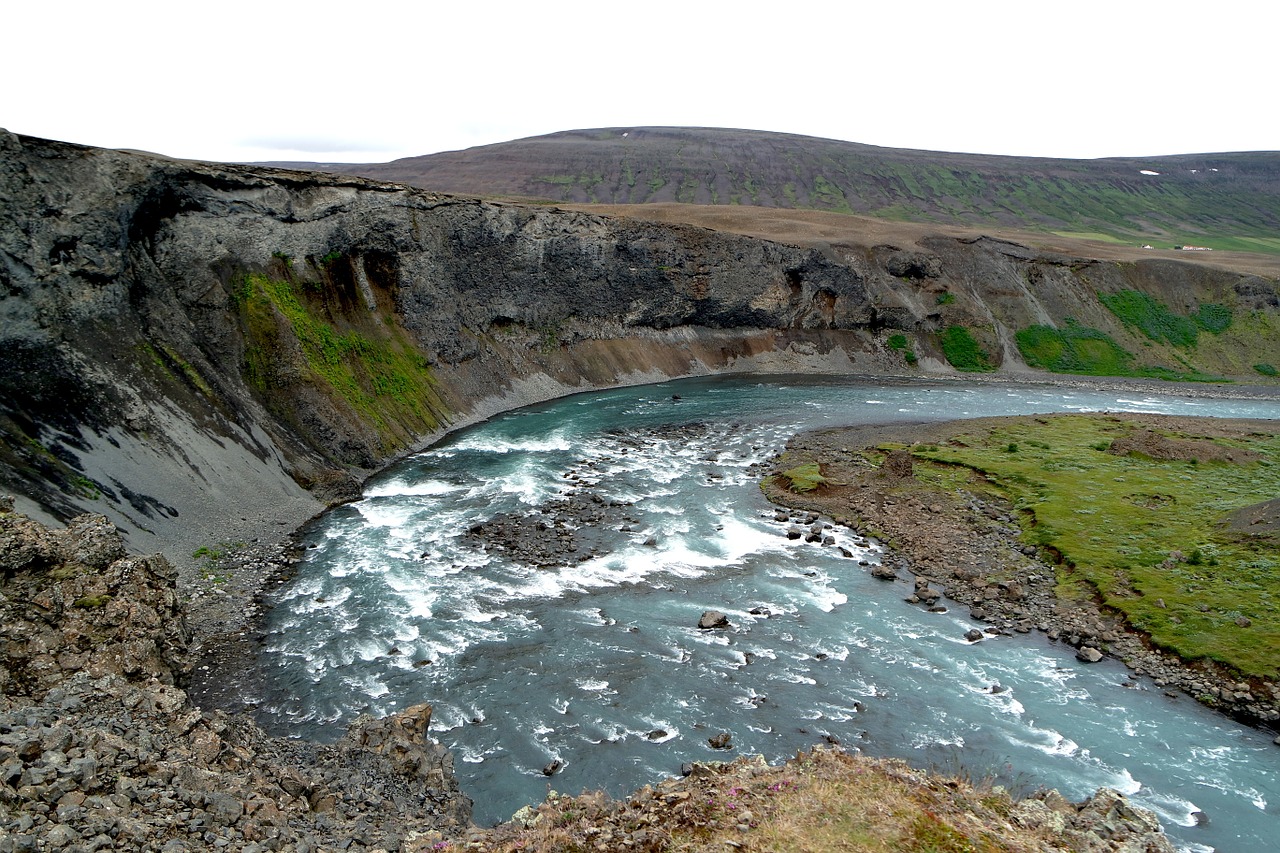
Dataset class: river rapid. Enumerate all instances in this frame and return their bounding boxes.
[256,376,1280,850]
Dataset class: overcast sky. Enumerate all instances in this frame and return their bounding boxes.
[4,1,1274,165]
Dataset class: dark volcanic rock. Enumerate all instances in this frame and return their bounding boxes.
[0,505,471,850]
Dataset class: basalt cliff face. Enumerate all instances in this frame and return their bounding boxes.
[1,130,1277,559]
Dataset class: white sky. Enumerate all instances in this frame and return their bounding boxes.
[3,1,1274,164]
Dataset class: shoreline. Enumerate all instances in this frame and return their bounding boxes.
[761,412,1280,733]
[181,371,1280,724]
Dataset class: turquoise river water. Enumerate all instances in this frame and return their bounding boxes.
[256,376,1280,850]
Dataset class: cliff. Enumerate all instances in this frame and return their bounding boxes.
[2,130,1277,563]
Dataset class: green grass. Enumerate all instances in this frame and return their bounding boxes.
[1255,363,1278,377]
[936,292,956,305]
[914,416,1280,676]
[1099,290,1199,347]
[237,273,443,452]
[887,334,908,350]
[780,462,827,492]
[1050,231,1129,244]
[1015,324,1134,375]
[940,326,994,372]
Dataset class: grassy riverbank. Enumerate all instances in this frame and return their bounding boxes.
[761,412,1280,724]
[908,415,1280,677]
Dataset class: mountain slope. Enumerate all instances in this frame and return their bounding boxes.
[275,127,1280,254]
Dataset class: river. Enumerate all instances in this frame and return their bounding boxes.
[256,376,1280,850]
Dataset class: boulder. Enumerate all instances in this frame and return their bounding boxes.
[707,732,733,750]
[881,450,914,478]
[964,629,983,642]
[1076,647,1104,663]
[698,611,730,630]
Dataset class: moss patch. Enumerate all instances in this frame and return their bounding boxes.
[236,273,445,454]
[940,326,994,372]
[1015,323,1134,375]
[780,463,827,492]
[1099,290,1199,347]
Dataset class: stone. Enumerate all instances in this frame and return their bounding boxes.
[698,611,730,630]
[541,760,561,777]
[964,629,983,642]
[1076,647,1104,663]
[707,732,733,750]
[881,450,914,478]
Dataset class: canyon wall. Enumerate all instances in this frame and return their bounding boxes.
[2,131,1276,557]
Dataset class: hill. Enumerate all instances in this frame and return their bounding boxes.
[269,126,1280,254]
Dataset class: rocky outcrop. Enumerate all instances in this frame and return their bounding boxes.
[0,498,471,851]
[472,750,1175,852]
[3,130,1276,568]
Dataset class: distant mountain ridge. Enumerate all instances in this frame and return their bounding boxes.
[267,126,1280,254]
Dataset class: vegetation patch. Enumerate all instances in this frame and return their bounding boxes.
[940,326,994,372]
[1099,290,1199,347]
[913,415,1280,676]
[779,462,827,492]
[1193,303,1233,334]
[1015,323,1134,375]
[479,749,1083,853]
[236,273,444,452]
[1255,363,1278,377]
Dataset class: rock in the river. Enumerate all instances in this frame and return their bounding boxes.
[698,610,730,630]
[707,732,733,750]
[542,760,562,777]
[1076,646,1104,663]
[964,629,983,642]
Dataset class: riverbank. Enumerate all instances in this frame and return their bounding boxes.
[762,412,1280,730]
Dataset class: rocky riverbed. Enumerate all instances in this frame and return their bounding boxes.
[762,415,1280,731]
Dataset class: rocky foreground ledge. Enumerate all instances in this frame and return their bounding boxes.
[0,497,470,852]
[1,498,1180,852]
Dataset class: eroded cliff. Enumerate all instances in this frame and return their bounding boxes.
[2,130,1277,561]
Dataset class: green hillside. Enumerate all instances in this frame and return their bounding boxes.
[280,127,1280,254]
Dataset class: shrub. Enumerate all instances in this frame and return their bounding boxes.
[887,333,908,350]
[936,292,956,305]
[1255,363,1278,377]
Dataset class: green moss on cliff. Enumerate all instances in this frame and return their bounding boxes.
[940,326,994,372]
[1016,324,1135,375]
[237,273,445,453]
